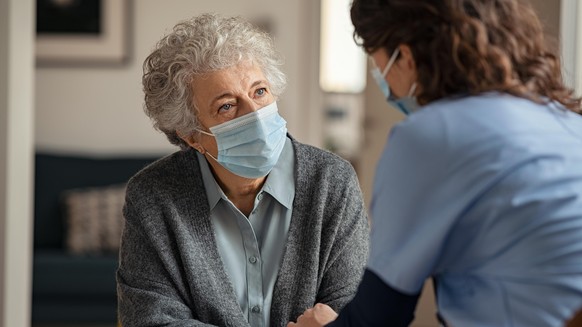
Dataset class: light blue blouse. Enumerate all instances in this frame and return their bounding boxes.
[368,94,582,326]
[197,137,294,327]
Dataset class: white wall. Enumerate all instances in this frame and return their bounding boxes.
[530,0,561,39]
[0,0,35,326]
[35,0,322,156]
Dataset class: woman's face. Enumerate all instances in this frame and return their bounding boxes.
[371,46,417,98]
[185,60,275,157]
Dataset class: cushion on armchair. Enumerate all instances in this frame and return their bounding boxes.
[34,153,159,250]
[63,183,126,255]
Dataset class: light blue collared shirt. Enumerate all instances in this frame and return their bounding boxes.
[368,94,582,326]
[197,137,295,327]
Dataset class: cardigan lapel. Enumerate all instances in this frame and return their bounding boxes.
[269,139,321,325]
[177,149,250,326]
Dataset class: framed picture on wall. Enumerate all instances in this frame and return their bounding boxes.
[36,0,129,65]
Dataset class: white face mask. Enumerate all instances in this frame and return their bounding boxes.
[196,101,287,179]
[371,48,419,115]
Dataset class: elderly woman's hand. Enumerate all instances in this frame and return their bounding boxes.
[287,303,338,327]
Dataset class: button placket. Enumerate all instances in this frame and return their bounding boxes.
[237,212,264,326]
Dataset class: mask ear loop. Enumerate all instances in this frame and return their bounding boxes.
[204,151,219,162]
[196,129,214,137]
[381,47,401,77]
[193,128,219,161]
[407,83,417,97]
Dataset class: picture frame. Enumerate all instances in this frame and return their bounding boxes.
[36,0,129,65]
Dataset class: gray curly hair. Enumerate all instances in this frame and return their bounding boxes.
[142,13,287,149]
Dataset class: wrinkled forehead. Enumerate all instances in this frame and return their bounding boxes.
[190,60,268,108]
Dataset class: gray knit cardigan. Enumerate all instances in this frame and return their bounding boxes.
[117,138,369,327]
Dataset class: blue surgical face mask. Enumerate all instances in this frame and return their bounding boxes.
[388,83,418,115]
[371,48,419,115]
[196,101,287,179]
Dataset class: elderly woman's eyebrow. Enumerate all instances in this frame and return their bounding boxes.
[250,79,268,89]
[210,92,233,106]
[210,80,268,105]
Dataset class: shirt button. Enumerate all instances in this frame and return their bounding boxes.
[251,305,261,313]
[257,193,263,201]
[249,256,257,264]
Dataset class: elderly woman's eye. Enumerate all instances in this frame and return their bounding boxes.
[219,103,232,111]
[256,88,267,96]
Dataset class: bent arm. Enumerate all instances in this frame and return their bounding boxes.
[326,269,420,327]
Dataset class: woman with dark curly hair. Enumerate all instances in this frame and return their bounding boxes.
[289,0,582,326]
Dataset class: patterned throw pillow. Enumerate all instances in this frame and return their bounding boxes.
[63,184,126,255]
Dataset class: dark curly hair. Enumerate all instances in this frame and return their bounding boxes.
[351,0,582,114]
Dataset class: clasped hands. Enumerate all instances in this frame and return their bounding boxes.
[287,303,338,327]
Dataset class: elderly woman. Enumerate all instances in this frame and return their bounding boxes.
[116,13,369,327]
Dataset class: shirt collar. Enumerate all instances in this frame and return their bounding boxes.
[196,137,295,210]
[261,137,295,209]
[197,151,223,210]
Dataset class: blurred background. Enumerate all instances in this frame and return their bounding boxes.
[0,0,573,326]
